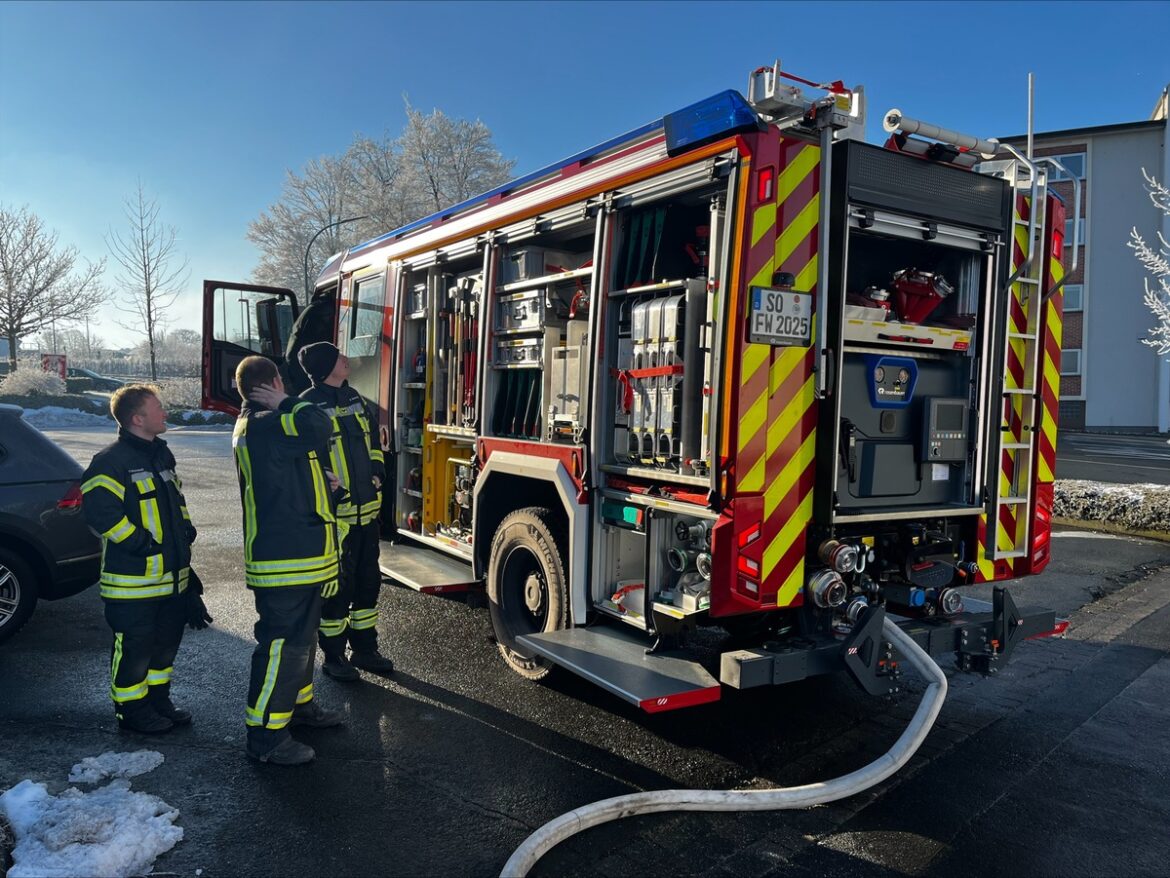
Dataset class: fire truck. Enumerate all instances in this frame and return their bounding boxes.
[203,62,1075,713]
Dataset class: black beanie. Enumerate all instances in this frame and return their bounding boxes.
[298,342,340,385]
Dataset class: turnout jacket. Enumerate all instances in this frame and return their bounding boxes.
[299,382,385,526]
[81,429,194,600]
[232,396,339,589]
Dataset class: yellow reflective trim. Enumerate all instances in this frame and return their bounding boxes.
[319,617,348,636]
[181,505,191,521]
[103,516,136,543]
[296,683,313,705]
[82,474,125,500]
[266,711,293,729]
[147,667,173,686]
[110,632,123,695]
[245,563,340,588]
[111,680,149,703]
[248,638,284,728]
[234,421,259,562]
[775,193,820,270]
[246,553,337,572]
[140,497,163,542]
[281,413,298,436]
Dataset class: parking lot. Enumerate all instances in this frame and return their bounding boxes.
[2,425,1169,877]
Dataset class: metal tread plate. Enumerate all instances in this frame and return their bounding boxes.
[518,625,721,713]
[379,541,478,594]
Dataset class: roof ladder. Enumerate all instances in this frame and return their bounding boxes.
[989,158,1048,561]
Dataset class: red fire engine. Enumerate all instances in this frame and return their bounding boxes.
[203,62,1074,712]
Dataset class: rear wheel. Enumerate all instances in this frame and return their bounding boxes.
[0,549,38,646]
[487,507,568,680]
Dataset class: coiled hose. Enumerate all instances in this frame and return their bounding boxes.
[502,615,948,877]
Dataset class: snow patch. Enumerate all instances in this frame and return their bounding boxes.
[21,406,111,428]
[1055,479,1170,534]
[0,752,181,878]
[68,751,165,785]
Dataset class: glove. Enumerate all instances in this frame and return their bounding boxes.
[321,579,339,599]
[186,569,212,630]
[187,592,213,630]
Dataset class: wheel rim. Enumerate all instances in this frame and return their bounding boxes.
[0,562,20,627]
[499,545,549,638]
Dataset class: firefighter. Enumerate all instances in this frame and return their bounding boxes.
[81,384,208,734]
[297,342,394,681]
[232,355,344,766]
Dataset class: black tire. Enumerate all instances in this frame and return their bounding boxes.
[486,506,569,681]
[0,548,38,646]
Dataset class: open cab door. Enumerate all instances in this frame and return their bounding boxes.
[202,280,300,415]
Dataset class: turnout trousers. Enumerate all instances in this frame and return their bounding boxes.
[246,586,323,749]
[105,595,187,719]
[318,520,383,656]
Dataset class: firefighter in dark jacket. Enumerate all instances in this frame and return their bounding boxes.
[298,342,393,681]
[232,355,344,766]
[81,385,210,734]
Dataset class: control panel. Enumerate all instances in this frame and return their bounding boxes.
[922,397,969,461]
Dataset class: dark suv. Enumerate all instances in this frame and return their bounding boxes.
[0,404,101,643]
[66,367,125,392]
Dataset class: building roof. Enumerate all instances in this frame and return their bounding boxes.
[1000,118,1164,144]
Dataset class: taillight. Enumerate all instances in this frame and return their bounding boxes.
[58,484,83,509]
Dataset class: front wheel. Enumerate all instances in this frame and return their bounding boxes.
[0,548,38,646]
[486,507,568,681]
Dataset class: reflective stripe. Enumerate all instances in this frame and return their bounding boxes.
[296,683,313,705]
[110,633,149,703]
[103,516,137,543]
[246,638,284,728]
[319,617,348,637]
[234,420,259,562]
[369,448,385,464]
[82,474,125,500]
[147,667,173,686]
[140,498,163,542]
[180,505,191,522]
[100,567,189,600]
[266,710,293,729]
[280,401,311,437]
[246,553,338,572]
[131,472,156,493]
[245,562,340,588]
[146,553,164,577]
[307,451,334,523]
[349,608,378,631]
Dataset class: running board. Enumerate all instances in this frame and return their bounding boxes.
[379,541,479,594]
[518,625,721,713]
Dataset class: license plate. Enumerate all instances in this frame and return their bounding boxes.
[748,286,812,347]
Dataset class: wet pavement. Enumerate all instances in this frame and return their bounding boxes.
[1,425,1168,877]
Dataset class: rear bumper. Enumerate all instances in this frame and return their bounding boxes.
[722,586,1060,695]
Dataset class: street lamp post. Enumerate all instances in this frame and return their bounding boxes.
[302,215,369,305]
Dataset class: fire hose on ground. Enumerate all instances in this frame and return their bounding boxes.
[501,614,948,877]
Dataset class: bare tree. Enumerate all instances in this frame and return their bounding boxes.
[1128,169,1170,355]
[106,182,190,380]
[247,104,514,303]
[0,205,106,372]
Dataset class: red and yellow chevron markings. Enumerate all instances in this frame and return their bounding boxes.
[735,139,820,607]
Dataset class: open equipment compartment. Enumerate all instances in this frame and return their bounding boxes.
[821,140,1011,524]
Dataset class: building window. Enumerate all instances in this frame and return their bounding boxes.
[1063,284,1083,312]
[1064,217,1085,248]
[1046,153,1085,181]
[1061,348,1082,376]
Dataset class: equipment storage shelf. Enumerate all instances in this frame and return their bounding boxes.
[497,265,593,294]
[842,318,973,352]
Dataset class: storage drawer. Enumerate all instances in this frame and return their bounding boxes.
[502,247,579,284]
[495,289,545,334]
[495,337,544,368]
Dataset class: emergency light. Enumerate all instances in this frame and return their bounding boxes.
[663,90,765,157]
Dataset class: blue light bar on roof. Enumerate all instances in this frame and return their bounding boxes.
[663,90,766,157]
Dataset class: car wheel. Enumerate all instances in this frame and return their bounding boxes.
[0,548,38,645]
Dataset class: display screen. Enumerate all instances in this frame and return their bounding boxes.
[937,404,965,430]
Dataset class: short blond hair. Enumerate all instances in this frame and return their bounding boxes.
[110,384,161,428]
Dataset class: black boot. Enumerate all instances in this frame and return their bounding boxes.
[150,685,192,725]
[322,653,361,682]
[117,703,174,735]
[350,650,394,675]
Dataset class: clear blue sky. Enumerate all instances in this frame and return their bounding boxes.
[2,0,1168,348]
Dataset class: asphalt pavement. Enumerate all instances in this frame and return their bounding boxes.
[1,425,1168,877]
[1056,432,1170,485]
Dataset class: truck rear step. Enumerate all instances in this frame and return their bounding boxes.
[518,625,721,713]
[379,541,478,594]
